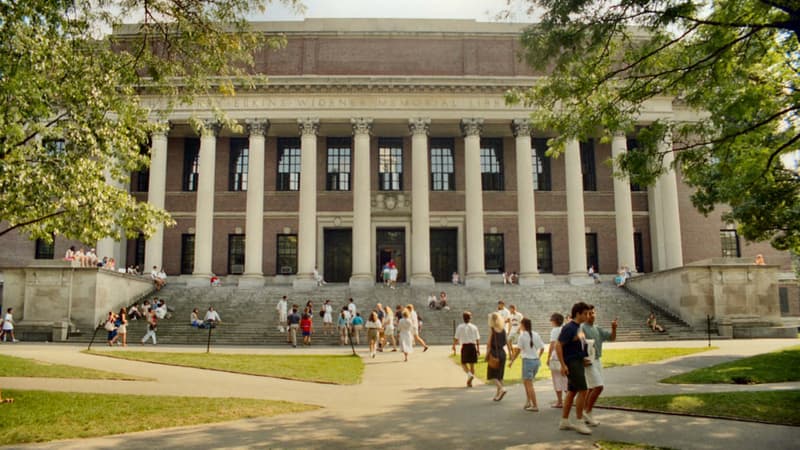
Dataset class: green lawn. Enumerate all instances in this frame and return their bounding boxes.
[0,354,149,381]
[0,389,317,445]
[661,345,800,384]
[87,351,363,385]
[451,347,714,385]
[597,390,800,426]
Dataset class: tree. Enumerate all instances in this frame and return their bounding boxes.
[506,0,800,253]
[0,0,300,244]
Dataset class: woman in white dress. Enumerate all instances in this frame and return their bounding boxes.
[406,304,429,351]
[322,300,334,335]
[382,305,397,351]
[398,310,414,361]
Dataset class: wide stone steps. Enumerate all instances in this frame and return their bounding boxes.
[70,281,708,345]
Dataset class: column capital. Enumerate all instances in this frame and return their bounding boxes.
[351,117,373,136]
[511,119,533,137]
[408,117,431,136]
[298,118,320,136]
[460,118,484,137]
[151,120,171,138]
[246,119,270,137]
[199,119,220,137]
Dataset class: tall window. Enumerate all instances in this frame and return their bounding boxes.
[277,138,301,191]
[35,236,55,259]
[430,138,455,191]
[480,138,504,191]
[532,138,552,191]
[634,232,644,273]
[229,138,249,191]
[277,234,298,274]
[135,143,150,192]
[580,140,597,191]
[720,230,740,257]
[378,138,403,191]
[627,138,646,192]
[536,233,553,273]
[228,234,245,274]
[586,233,599,272]
[183,138,200,192]
[327,138,351,191]
[134,233,146,268]
[484,233,505,273]
[181,234,195,274]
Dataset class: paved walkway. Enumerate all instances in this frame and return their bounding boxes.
[0,338,798,449]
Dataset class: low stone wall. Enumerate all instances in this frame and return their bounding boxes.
[0,264,153,341]
[625,259,794,338]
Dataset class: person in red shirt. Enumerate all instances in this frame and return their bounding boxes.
[300,313,313,346]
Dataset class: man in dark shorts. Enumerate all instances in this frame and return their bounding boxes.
[452,311,481,387]
[556,301,592,435]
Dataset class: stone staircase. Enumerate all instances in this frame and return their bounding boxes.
[71,279,709,346]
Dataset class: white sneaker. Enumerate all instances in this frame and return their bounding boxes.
[583,412,599,426]
[558,418,572,430]
[572,421,593,435]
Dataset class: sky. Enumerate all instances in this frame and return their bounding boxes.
[252,0,538,22]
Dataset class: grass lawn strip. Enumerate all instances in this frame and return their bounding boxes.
[661,345,800,384]
[597,390,800,426]
[595,441,676,450]
[0,354,149,381]
[450,347,714,386]
[0,389,317,446]
[87,351,363,385]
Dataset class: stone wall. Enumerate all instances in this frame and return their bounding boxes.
[0,265,153,340]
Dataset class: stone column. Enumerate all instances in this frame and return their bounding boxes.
[144,124,169,272]
[240,119,269,288]
[658,130,684,269]
[293,118,319,289]
[409,118,435,287]
[565,137,589,284]
[648,180,666,271]
[512,119,541,285]
[349,118,374,289]
[461,118,489,288]
[611,131,637,273]
[190,120,219,284]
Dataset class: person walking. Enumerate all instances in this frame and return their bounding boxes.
[452,311,480,387]
[486,312,513,401]
[1,308,18,342]
[556,302,593,435]
[276,295,288,333]
[382,305,397,351]
[398,309,414,362]
[322,299,334,335]
[300,313,313,346]
[510,318,545,411]
[546,312,568,408]
[580,305,617,427]
[116,307,129,346]
[407,304,429,351]
[141,310,158,345]
[365,311,381,358]
[287,306,301,348]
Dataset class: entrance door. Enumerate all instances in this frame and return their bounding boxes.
[324,229,352,283]
[376,228,405,283]
[430,228,457,282]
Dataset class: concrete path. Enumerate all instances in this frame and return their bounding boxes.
[0,338,797,449]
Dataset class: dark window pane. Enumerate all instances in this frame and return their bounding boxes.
[181,234,195,274]
[378,138,403,191]
[720,230,740,257]
[35,237,55,259]
[183,139,200,192]
[229,138,249,191]
[532,138,552,191]
[580,140,597,191]
[484,233,505,273]
[430,138,455,191]
[536,233,553,273]
[277,138,301,191]
[480,138,504,191]
[586,233,599,272]
[634,232,644,273]
[327,138,352,191]
[277,234,298,274]
[627,138,646,192]
[228,234,245,274]
[134,233,146,268]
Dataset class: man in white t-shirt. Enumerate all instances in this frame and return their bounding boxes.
[347,298,357,317]
[204,306,222,325]
[496,300,511,333]
[452,311,481,387]
[276,295,288,333]
[507,304,524,344]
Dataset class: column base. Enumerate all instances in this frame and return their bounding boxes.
[292,275,319,291]
[349,274,374,290]
[409,274,435,288]
[568,273,596,286]
[465,274,490,289]
[186,274,212,288]
[238,274,265,289]
[517,273,544,286]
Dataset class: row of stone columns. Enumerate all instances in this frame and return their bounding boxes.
[142,117,683,287]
